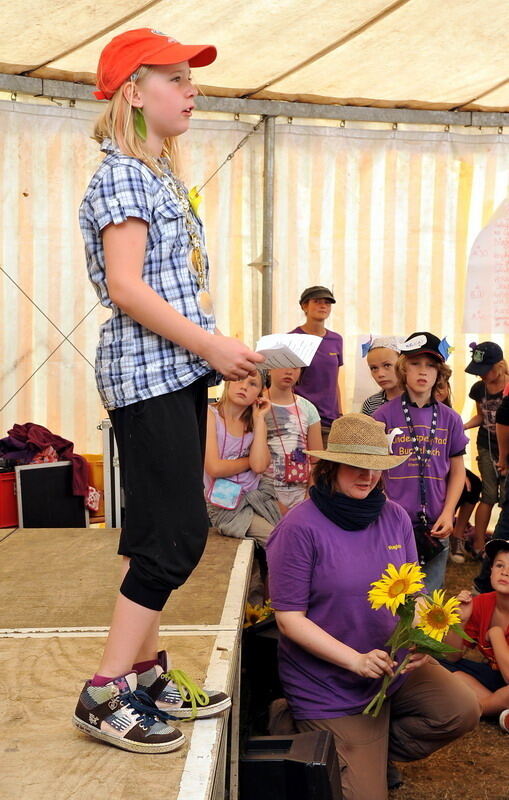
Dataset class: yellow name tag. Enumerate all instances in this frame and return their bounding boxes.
[387,544,402,550]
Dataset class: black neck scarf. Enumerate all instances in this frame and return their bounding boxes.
[309,477,386,531]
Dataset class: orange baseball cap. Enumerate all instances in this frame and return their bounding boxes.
[94,28,217,100]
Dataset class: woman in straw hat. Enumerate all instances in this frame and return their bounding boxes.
[266,413,479,800]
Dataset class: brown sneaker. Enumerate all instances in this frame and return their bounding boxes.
[137,651,231,720]
[72,672,185,753]
[449,537,466,564]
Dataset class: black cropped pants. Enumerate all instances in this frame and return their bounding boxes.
[108,377,209,611]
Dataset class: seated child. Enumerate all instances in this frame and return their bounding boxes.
[264,367,322,511]
[204,373,280,546]
[442,537,509,733]
[360,336,404,415]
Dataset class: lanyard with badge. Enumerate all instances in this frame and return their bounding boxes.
[268,390,310,484]
[400,394,438,523]
[207,422,245,510]
[160,170,214,318]
[400,394,443,565]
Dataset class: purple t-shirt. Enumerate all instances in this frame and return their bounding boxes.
[373,398,468,525]
[290,327,343,426]
[266,498,417,719]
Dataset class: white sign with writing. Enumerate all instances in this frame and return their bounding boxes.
[463,199,509,333]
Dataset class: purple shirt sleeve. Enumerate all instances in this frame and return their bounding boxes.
[447,408,469,456]
[290,327,343,425]
[267,518,314,611]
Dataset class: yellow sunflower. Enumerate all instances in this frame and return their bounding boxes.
[368,562,426,614]
[243,600,274,628]
[416,590,461,641]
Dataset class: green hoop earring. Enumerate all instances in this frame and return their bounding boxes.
[134,107,147,141]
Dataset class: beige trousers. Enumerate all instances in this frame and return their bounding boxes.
[246,512,274,548]
[297,661,480,800]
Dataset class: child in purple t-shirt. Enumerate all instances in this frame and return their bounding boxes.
[290,285,343,445]
[374,332,468,592]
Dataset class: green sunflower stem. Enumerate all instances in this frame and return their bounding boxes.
[363,652,413,718]
[363,672,392,717]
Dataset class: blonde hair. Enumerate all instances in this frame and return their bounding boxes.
[435,364,453,406]
[93,66,180,176]
[395,354,452,401]
[215,376,264,433]
[484,360,509,381]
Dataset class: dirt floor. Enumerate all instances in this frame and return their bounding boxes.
[389,558,508,800]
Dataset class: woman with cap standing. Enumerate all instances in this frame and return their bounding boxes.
[464,342,509,558]
[74,29,263,753]
[290,286,343,447]
[266,414,479,800]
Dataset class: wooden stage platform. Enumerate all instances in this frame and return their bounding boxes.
[0,527,253,800]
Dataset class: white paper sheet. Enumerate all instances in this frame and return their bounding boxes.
[255,333,322,369]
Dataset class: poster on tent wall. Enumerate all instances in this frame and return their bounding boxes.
[463,199,509,333]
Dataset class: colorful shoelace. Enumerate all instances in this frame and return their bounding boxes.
[163,669,211,720]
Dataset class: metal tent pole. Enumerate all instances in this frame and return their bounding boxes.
[261,115,276,336]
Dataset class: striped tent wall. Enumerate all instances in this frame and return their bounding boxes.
[272,124,509,452]
[0,102,265,453]
[1,99,508,459]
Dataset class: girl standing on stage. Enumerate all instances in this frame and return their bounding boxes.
[73,28,263,754]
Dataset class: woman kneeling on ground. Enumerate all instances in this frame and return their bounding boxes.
[266,413,480,800]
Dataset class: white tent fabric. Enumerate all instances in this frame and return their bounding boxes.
[1,0,509,110]
[1,97,508,457]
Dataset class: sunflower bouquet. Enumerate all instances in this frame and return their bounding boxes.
[362,562,471,717]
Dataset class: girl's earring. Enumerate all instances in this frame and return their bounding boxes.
[134,107,147,140]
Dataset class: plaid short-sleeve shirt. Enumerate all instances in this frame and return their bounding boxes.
[80,139,216,409]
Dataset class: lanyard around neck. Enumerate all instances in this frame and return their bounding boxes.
[217,410,246,484]
[400,394,438,516]
[268,390,306,456]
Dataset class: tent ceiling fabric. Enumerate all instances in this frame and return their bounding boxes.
[2,0,509,111]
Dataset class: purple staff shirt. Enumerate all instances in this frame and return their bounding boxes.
[290,327,343,426]
[373,398,468,525]
[267,498,417,719]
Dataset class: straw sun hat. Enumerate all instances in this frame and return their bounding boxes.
[304,413,409,470]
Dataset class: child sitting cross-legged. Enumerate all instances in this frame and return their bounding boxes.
[442,537,509,733]
[204,373,281,547]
